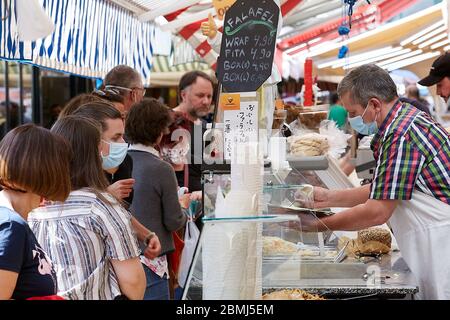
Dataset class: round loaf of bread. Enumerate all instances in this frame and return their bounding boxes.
[357,228,392,248]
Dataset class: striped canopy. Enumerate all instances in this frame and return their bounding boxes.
[0,0,164,85]
[151,55,209,73]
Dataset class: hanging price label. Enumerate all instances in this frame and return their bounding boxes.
[275,99,284,110]
[220,93,240,110]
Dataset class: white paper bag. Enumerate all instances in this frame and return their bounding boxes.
[178,218,200,288]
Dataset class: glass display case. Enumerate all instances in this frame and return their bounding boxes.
[182,215,300,300]
[191,93,417,300]
[182,164,370,300]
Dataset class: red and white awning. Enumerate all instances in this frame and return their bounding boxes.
[111,0,304,70]
[109,0,440,82]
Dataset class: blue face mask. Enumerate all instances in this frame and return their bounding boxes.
[348,103,378,135]
[101,140,128,170]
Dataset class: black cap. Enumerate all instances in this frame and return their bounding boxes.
[418,52,450,87]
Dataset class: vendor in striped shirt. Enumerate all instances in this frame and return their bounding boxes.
[309,64,450,300]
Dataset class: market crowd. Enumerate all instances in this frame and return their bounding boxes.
[1,51,450,300]
[0,66,214,300]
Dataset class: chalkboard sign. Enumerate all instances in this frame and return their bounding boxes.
[217,0,280,93]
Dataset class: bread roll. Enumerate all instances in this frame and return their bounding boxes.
[358,228,392,248]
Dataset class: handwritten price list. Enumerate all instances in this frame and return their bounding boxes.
[218,1,279,93]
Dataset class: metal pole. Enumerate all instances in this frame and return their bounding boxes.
[32,66,42,125]
[69,75,77,98]
[18,63,24,125]
[4,61,10,134]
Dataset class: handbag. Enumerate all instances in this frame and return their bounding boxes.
[167,230,185,277]
[178,201,201,288]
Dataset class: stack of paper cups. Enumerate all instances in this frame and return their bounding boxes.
[269,137,288,170]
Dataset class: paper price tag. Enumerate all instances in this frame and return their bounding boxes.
[275,99,284,110]
[220,93,241,110]
[223,101,258,161]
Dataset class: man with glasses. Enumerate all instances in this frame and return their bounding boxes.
[104,65,146,114]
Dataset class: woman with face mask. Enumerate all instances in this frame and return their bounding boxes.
[74,103,133,205]
[72,102,161,261]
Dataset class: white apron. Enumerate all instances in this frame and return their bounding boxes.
[389,191,450,300]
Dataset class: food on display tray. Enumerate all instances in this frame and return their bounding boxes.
[339,227,392,257]
[263,289,325,300]
[263,236,337,259]
[287,133,329,156]
[263,236,298,255]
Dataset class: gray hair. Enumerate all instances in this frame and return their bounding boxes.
[104,65,142,89]
[337,64,398,107]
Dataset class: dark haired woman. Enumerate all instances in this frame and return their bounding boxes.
[0,124,71,299]
[29,116,145,300]
[126,98,187,300]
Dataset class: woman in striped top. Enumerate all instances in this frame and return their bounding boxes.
[29,116,145,300]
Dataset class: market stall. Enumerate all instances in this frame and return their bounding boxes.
[176,0,421,301]
[182,158,419,300]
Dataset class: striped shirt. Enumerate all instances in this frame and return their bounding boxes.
[370,101,450,205]
[28,189,141,300]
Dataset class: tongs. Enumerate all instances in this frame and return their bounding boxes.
[333,240,349,263]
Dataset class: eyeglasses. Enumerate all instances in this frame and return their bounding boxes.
[94,88,121,96]
[105,85,146,97]
[131,87,146,96]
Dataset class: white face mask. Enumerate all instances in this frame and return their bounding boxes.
[348,103,378,135]
[101,140,128,170]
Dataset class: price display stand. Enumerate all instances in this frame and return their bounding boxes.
[208,0,280,168]
[198,0,281,300]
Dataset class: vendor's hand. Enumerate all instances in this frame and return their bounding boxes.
[107,179,135,199]
[190,191,202,201]
[281,213,322,233]
[201,13,218,39]
[312,186,332,209]
[179,193,191,209]
[143,234,161,260]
